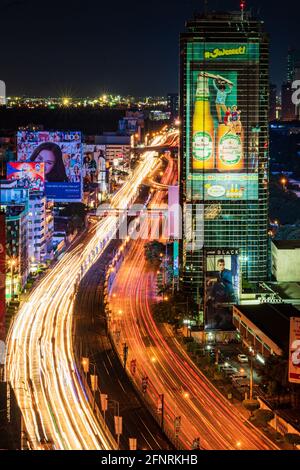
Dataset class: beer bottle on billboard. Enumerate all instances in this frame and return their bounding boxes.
[192,74,215,171]
[216,124,244,172]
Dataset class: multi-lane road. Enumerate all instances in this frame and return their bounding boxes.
[5,136,164,450]
[108,160,279,451]
[73,238,173,450]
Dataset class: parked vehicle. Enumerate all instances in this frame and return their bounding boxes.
[237,354,249,363]
[234,379,249,388]
[231,374,248,382]
[221,366,237,376]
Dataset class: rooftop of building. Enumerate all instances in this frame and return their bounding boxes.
[277,408,300,433]
[4,204,26,218]
[193,11,254,21]
[234,303,300,354]
[183,10,267,40]
[0,179,17,189]
[274,282,300,300]
[95,134,130,145]
[272,240,300,250]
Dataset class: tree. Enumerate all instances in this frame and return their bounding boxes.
[144,241,165,266]
[253,409,274,429]
[242,399,260,418]
[153,302,174,324]
[260,355,288,402]
[284,433,300,449]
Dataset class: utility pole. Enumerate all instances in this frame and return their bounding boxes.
[240,1,246,21]
[142,375,149,394]
[100,394,108,426]
[192,437,201,450]
[250,355,254,400]
[159,394,165,432]
[174,416,181,447]
[90,362,98,412]
[112,400,121,450]
[123,343,128,369]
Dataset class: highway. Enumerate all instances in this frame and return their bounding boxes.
[5,135,164,450]
[73,237,173,450]
[108,161,279,451]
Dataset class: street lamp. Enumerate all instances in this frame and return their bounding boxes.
[109,399,121,450]
[81,357,98,411]
[89,361,98,412]
[280,177,287,191]
[250,355,254,400]
[81,357,89,376]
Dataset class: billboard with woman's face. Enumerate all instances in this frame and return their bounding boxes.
[17,131,82,202]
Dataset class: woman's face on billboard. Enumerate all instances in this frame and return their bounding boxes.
[35,149,56,175]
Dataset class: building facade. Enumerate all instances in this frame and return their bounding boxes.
[272,240,300,283]
[28,193,53,269]
[281,82,296,121]
[0,181,29,298]
[180,11,269,311]
[287,48,300,83]
[269,84,277,121]
[167,93,179,119]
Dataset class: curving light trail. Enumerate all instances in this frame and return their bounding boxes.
[109,155,279,451]
[6,133,167,450]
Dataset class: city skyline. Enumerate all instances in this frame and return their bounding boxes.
[1,0,300,96]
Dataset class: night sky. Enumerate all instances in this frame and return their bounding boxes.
[1,0,299,97]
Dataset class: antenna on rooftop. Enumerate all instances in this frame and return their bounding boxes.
[240,1,246,21]
[204,0,208,14]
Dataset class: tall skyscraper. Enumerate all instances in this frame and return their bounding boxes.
[287,48,300,83]
[269,84,277,121]
[179,9,269,328]
[281,82,296,121]
[167,93,179,119]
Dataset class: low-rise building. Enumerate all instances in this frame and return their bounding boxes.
[95,133,131,167]
[272,240,300,282]
[0,181,29,298]
[28,193,53,269]
[233,303,300,358]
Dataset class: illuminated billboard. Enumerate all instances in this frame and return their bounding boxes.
[83,144,106,187]
[204,249,240,331]
[289,317,300,384]
[17,131,82,202]
[186,43,260,202]
[7,162,45,192]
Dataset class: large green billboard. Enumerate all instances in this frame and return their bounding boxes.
[186,42,260,202]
